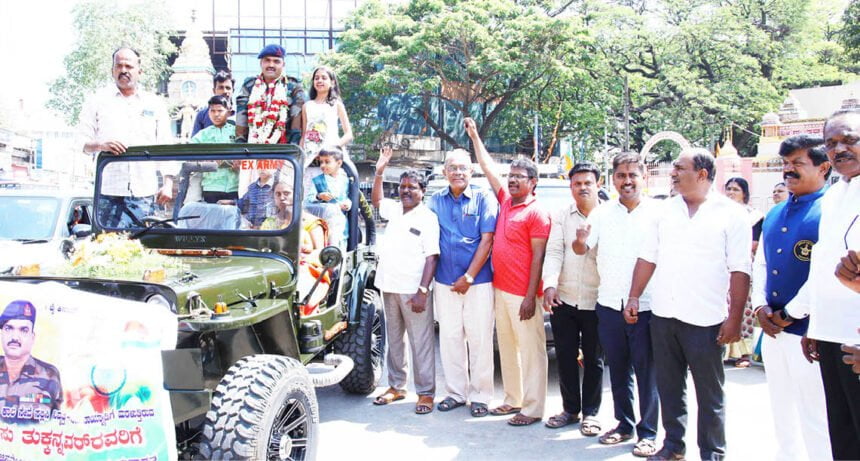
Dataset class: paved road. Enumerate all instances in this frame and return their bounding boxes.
[317,337,776,460]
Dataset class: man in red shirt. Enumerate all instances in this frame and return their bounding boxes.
[467,118,551,426]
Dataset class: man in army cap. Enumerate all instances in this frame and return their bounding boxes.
[0,300,63,423]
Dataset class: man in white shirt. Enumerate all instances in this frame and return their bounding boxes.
[627,148,751,461]
[573,152,659,457]
[779,109,860,460]
[541,162,604,435]
[79,47,174,228]
[370,146,440,415]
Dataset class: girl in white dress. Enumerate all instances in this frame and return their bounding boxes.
[300,66,353,162]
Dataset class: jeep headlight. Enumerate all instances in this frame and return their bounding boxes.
[146,294,173,311]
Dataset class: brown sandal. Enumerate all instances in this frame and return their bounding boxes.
[508,413,541,426]
[545,411,580,429]
[489,404,521,416]
[415,395,434,414]
[373,387,406,405]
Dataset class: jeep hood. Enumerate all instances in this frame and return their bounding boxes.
[166,254,295,314]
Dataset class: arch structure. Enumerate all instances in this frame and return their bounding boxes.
[639,131,692,160]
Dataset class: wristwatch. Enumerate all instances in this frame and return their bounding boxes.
[777,309,796,323]
[418,285,429,294]
[463,273,474,284]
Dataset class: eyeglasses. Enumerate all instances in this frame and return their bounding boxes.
[446,165,470,173]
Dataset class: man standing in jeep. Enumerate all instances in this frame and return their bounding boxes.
[79,47,175,227]
[235,44,306,145]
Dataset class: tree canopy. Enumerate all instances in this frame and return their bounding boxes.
[325,0,857,160]
[46,0,175,125]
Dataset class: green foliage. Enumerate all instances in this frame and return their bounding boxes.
[325,0,857,159]
[46,0,176,125]
[841,0,860,70]
[323,0,591,151]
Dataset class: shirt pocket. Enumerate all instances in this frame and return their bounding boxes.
[458,209,483,240]
[504,214,530,242]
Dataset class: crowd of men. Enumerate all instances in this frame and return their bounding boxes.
[370,112,860,461]
[74,44,860,461]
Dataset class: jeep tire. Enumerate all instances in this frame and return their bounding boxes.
[334,289,385,394]
[198,354,318,460]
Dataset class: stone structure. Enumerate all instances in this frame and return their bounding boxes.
[167,12,215,122]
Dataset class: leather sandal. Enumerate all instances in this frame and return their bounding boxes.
[415,395,434,415]
[599,427,634,445]
[373,387,406,406]
[489,404,521,416]
[436,396,465,412]
[580,416,601,436]
[508,413,541,426]
[633,438,658,457]
[545,411,580,429]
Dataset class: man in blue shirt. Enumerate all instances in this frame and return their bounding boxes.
[428,149,497,417]
[752,134,832,460]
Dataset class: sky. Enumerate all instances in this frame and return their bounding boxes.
[0,0,210,126]
[0,0,75,111]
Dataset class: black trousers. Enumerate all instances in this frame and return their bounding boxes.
[597,304,659,440]
[651,315,726,461]
[818,340,860,460]
[549,303,604,416]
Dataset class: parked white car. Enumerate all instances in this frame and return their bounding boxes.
[0,188,93,273]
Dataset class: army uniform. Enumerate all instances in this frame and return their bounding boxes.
[0,299,63,424]
[0,356,63,423]
[752,187,831,460]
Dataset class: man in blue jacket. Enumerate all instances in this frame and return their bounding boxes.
[752,134,832,460]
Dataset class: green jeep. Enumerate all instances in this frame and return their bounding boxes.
[3,144,385,460]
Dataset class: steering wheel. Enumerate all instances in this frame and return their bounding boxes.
[140,216,178,229]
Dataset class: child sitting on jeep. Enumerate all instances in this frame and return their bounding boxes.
[304,147,350,245]
[219,169,274,228]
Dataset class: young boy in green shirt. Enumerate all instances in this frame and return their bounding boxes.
[191,95,239,203]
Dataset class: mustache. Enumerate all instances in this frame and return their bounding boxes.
[783,171,800,180]
[835,152,854,161]
[6,340,20,347]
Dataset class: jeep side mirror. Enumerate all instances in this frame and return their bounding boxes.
[319,246,342,269]
[73,224,92,238]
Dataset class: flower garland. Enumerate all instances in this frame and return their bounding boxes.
[55,233,187,281]
[247,76,290,144]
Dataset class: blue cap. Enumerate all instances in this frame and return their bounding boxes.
[257,44,286,59]
[0,300,36,326]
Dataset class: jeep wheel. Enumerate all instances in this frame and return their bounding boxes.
[198,355,318,460]
[334,289,385,394]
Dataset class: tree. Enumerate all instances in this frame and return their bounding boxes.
[579,0,857,156]
[322,0,594,151]
[46,0,176,125]
[841,0,860,70]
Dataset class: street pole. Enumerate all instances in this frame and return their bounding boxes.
[623,75,630,152]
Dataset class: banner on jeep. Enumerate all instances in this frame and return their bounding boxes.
[0,281,177,460]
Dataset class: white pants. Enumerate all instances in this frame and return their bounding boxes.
[495,289,548,418]
[762,332,832,461]
[434,282,495,404]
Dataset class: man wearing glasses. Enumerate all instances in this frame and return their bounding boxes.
[469,117,551,427]
[777,109,860,460]
[427,136,497,418]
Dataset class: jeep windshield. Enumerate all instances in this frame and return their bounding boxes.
[0,195,60,241]
[95,154,299,234]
